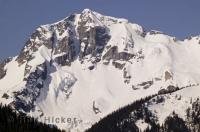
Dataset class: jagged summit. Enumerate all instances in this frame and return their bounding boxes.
[82,8,93,14]
[0,9,200,132]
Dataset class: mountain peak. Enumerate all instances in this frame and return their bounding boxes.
[82,8,93,14]
[1,9,200,132]
[79,8,104,27]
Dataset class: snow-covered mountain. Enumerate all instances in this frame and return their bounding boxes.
[0,9,200,131]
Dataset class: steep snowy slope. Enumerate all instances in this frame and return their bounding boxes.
[0,9,200,131]
[88,82,200,132]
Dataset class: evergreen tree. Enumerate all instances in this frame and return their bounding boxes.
[0,104,65,132]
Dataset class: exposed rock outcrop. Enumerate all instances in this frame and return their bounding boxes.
[103,46,134,61]
[16,27,52,65]
[0,57,12,79]
[164,71,173,81]
[77,10,110,61]
[11,62,48,112]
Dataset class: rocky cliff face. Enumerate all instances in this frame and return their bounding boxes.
[0,58,12,79]
[17,9,111,68]
[77,9,110,62]
[0,9,200,132]
[11,62,48,112]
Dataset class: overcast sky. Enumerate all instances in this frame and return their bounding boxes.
[0,0,200,60]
